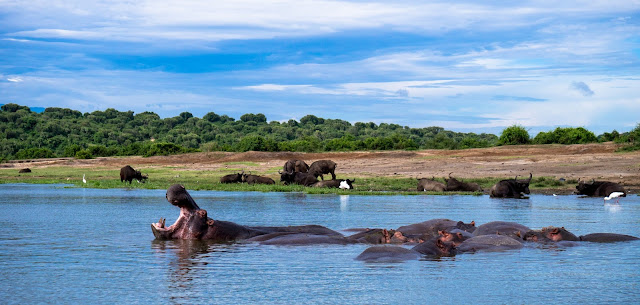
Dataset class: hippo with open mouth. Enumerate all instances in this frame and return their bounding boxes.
[152,184,347,243]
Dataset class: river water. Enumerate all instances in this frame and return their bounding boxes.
[0,184,638,304]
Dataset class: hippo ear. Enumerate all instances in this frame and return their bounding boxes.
[438,230,446,236]
[456,233,464,239]
[470,221,476,226]
[551,228,559,234]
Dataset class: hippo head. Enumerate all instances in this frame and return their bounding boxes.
[438,230,467,246]
[151,184,213,240]
[524,226,579,242]
[339,179,355,190]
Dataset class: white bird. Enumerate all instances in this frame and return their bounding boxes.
[82,174,87,184]
[604,192,625,204]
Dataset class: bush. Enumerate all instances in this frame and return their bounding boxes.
[14,148,56,159]
[63,144,83,157]
[499,125,530,145]
[75,149,93,159]
[533,127,597,144]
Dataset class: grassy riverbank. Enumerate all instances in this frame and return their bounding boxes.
[0,166,575,195]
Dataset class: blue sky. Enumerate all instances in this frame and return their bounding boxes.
[1,1,639,135]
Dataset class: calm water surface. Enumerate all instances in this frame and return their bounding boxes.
[0,184,638,304]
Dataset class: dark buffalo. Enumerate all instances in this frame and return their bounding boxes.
[575,179,626,197]
[120,165,148,184]
[489,173,532,198]
[417,177,446,192]
[311,179,355,189]
[18,168,31,173]
[242,173,275,185]
[308,160,337,180]
[283,159,309,173]
[279,170,318,186]
[444,173,483,192]
[220,171,244,184]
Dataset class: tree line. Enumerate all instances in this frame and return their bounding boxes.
[0,103,637,160]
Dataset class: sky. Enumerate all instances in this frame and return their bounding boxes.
[1,1,639,136]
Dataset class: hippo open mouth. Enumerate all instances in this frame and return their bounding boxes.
[151,184,204,239]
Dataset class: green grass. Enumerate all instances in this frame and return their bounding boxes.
[0,167,573,195]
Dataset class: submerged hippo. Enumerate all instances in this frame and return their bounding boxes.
[472,221,531,241]
[523,226,579,243]
[152,184,343,243]
[396,219,476,242]
[456,235,524,253]
[355,246,422,262]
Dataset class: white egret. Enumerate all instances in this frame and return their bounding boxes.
[82,174,87,184]
[604,192,625,204]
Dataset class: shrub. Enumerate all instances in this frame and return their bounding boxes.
[14,148,56,159]
[499,125,530,145]
[533,127,597,145]
[75,149,93,159]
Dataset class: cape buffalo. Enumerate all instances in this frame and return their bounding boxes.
[242,173,275,185]
[311,179,355,189]
[220,171,244,184]
[444,173,483,192]
[489,173,532,198]
[575,179,626,197]
[120,165,148,184]
[283,159,309,173]
[417,177,446,192]
[308,160,337,180]
[279,170,318,186]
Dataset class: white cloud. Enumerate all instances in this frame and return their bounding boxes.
[7,77,23,82]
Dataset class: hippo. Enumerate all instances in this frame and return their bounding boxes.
[523,226,579,243]
[347,228,415,244]
[411,238,457,257]
[438,230,470,246]
[19,168,31,173]
[456,235,524,253]
[355,246,421,262]
[472,221,531,241]
[152,184,342,242]
[396,219,476,242]
[578,233,639,243]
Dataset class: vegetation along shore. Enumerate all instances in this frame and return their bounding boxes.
[1,103,639,195]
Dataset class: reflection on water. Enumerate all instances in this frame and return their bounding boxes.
[339,195,349,211]
[0,184,639,304]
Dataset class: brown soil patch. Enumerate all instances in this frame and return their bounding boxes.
[5,142,640,192]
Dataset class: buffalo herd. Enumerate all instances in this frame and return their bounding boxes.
[118,158,627,198]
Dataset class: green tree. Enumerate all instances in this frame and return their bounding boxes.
[499,125,530,145]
